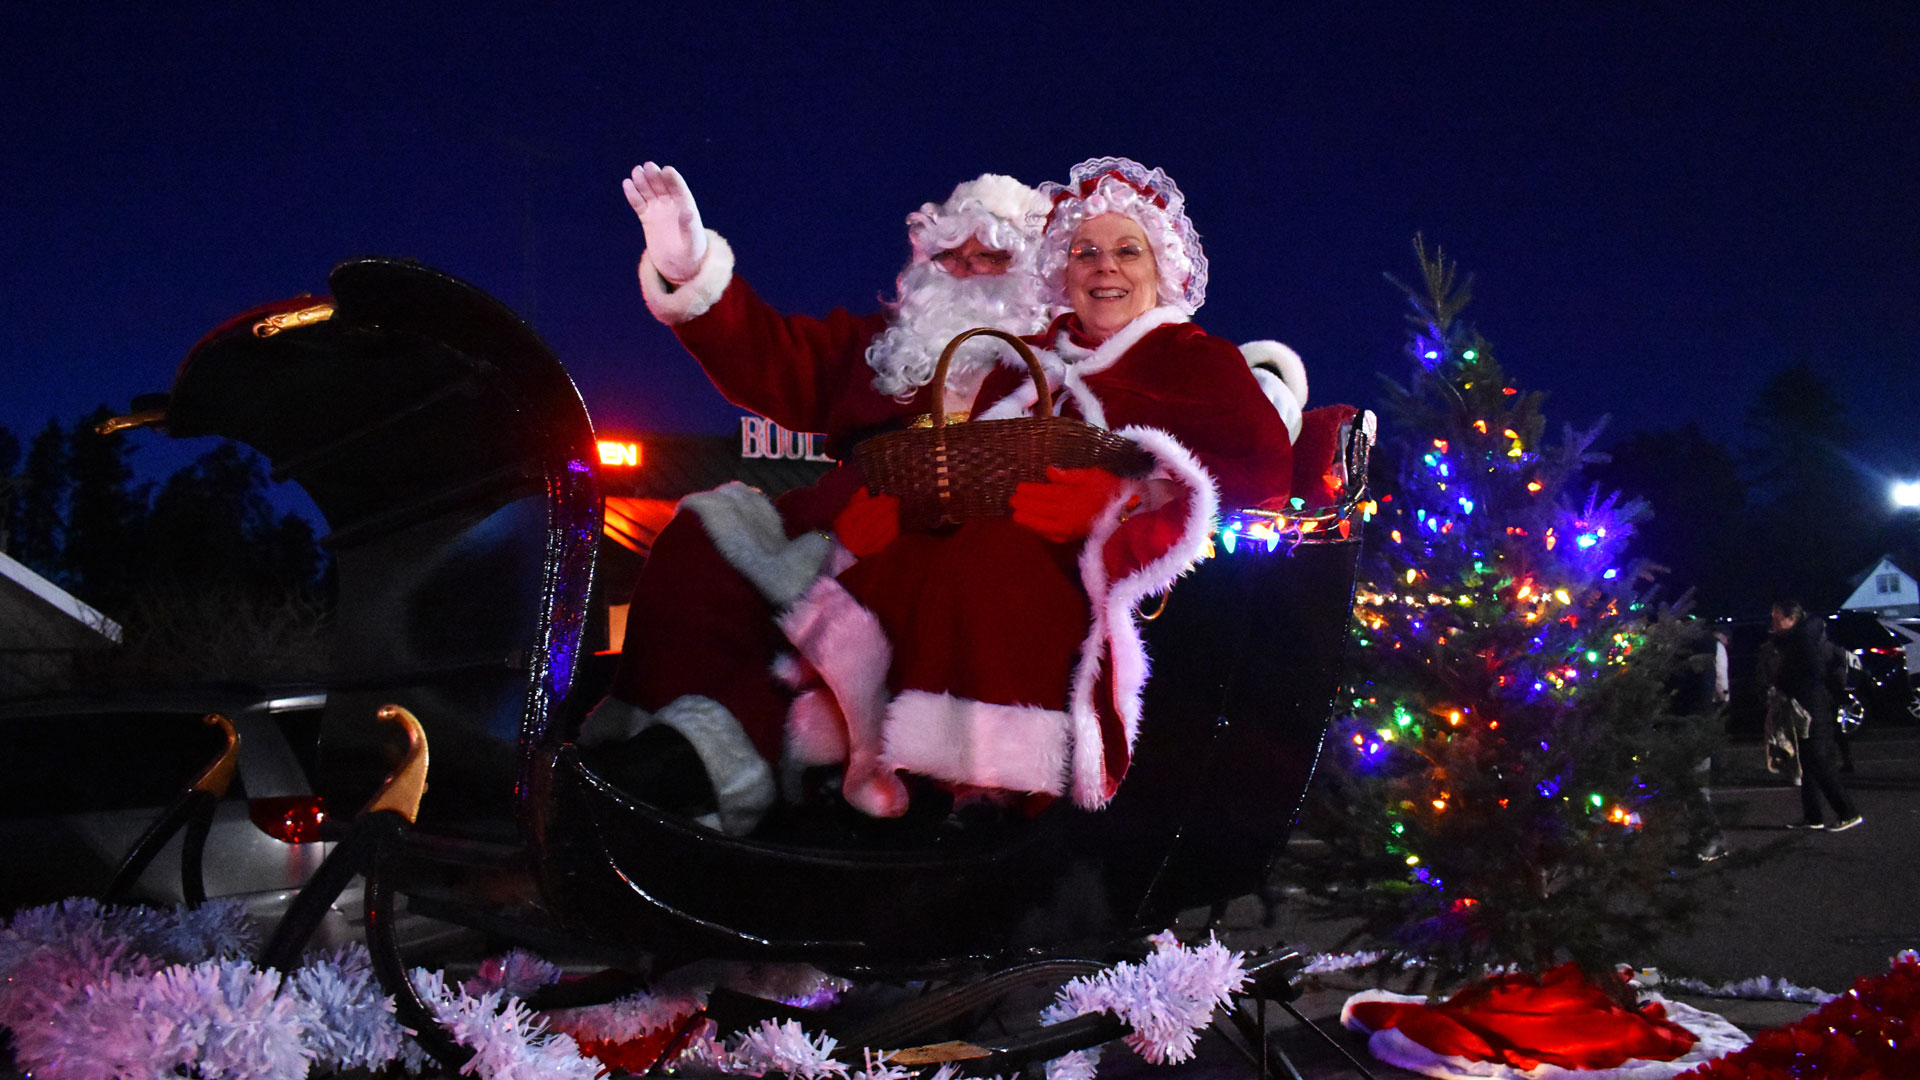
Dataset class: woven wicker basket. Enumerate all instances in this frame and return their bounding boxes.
[852,327,1155,532]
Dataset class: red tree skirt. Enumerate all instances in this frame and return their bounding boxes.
[1343,963,1750,1079]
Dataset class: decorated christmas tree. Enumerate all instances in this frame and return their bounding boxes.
[1290,239,1722,984]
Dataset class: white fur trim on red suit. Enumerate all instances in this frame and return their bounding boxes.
[974,307,1191,423]
[777,576,909,817]
[639,229,735,326]
[1242,340,1306,442]
[773,653,851,801]
[881,691,1070,796]
[682,481,835,609]
[576,693,776,836]
[1239,340,1307,406]
[1249,369,1304,443]
[1066,425,1221,809]
[784,688,849,767]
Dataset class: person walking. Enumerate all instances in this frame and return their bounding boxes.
[1766,601,1863,832]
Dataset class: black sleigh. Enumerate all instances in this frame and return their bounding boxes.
[121,258,1377,1076]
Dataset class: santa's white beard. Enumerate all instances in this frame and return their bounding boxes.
[866,262,1053,402]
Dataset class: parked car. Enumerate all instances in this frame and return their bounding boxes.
[1721,614,1920,738]
[1825,612,1920,725]
[0,685,330,918]
[0,685,478,957]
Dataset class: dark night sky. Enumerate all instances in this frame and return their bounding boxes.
[6,4,1917,496]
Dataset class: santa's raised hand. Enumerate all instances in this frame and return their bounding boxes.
[623,162,709,284]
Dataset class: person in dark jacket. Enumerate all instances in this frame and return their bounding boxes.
[1766,601,1863,831]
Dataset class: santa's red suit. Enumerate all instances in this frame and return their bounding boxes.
[600,231,943,832]
[776,307,1297,817]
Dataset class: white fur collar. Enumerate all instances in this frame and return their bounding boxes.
[1048,306,1189,377]
[974,307,1191,426]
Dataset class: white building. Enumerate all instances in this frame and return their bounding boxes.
[0,549,121,697]
[1839,556,1920,619]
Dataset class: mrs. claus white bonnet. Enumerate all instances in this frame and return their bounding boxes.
[1035,156,1210,316]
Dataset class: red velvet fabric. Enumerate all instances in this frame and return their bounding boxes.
[1347,964,1698,1072]
[823,315,1293,799]
[1286,403,1360,509]
[972,315,1295,508]
[610,510,795,763]
[839,518,1093,714]
[611,275,909,762]
[671,275,921,459]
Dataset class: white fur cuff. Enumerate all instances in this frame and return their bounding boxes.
[1242,340,1307,400]
[653,694,776,836]
[684,482,836,609]
[639,229,735,326]
[1251,368,1305,443]
[881,691,1070,796]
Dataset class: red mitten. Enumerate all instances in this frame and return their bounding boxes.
[832,487,900,557]
[1010,466,1130,543]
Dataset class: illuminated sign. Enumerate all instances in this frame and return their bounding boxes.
[597,440,642,467]
[741,417,835,462]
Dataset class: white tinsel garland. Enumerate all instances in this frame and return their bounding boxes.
[17,959,318,1080]
[1039,931,1249,1080]
[409,969,602,1080]
[291,944,428,1073]
[1297,949,1846,1006]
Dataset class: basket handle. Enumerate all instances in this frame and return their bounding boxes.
[931,328,1052,428]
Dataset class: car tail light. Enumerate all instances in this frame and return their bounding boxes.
[249,795,329,844]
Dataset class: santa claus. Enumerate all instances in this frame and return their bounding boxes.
[774,157,1324,819]
[579,164,1056,834]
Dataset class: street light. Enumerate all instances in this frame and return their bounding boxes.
[1895,480,1920,509]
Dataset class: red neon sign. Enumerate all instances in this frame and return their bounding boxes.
[598,440,642,468]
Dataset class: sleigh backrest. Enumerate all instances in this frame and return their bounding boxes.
[162,258,599,841]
